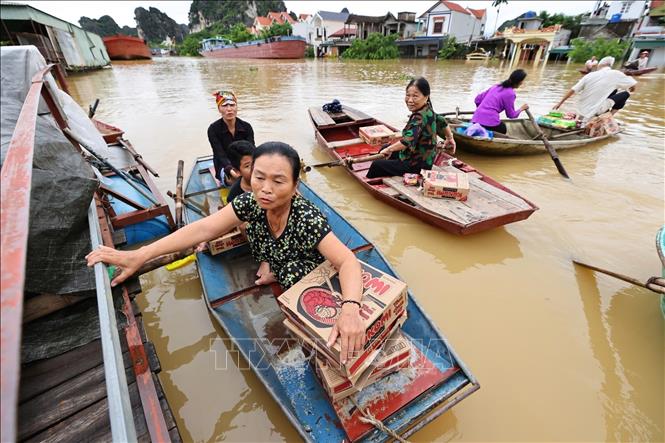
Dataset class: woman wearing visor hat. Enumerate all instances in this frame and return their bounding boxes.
[208,90,255,185]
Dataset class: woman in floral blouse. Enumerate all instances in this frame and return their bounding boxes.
[87,142,366,363]
[366,77,455,178]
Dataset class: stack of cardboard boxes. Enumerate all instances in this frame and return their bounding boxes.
[277,260,408,391]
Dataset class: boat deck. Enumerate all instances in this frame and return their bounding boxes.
[17,286,181,442]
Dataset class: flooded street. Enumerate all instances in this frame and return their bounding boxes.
[68,57,663,442]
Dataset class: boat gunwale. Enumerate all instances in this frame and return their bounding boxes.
[307,107,538,234]
[184,156,480,442]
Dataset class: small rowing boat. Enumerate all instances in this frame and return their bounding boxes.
[448,117,618,155]
[621,67,657,76]
[657,227,665,318]
[184,155,479,441]
[307,105,538,235]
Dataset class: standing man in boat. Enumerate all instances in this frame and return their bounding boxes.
[208,90,255,185]
[553,56,636,122]
[471,69,529,135]
[87,142,367,364]
[366,77,455,178]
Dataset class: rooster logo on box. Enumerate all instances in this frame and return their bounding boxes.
[297,287,341,328]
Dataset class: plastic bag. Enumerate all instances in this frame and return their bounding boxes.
[465,123,493,139]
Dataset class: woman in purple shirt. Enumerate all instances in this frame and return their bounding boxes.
[472,69,529,135]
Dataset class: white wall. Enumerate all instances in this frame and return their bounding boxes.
[292,19,311,42]
[552,29,571,47]
[606,0,647,20]
[423,3,484,41]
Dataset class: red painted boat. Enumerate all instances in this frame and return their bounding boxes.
[307,105,538,235]
[103,35,152,60]
[200,36,305,59]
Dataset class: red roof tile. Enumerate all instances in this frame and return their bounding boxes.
[467,8,486,19]
[329,26,356,37]
[255,16,272,26]
[442,1,470,15]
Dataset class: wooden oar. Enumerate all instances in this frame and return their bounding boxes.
[525,109,570,179]
[175,160,184,229]
[573,260,665,294]
[302,153,385,172]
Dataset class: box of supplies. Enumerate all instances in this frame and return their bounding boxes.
[421,169,470,201]
[207,228,247,255]
[278,260,407,382]
[316,330,411,401]
[359,125,399,146]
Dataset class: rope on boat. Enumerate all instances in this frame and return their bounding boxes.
[350,398,410,443]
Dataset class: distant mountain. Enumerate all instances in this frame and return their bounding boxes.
[134,7,188,44]
[188,0,286,32]
[79,15,137,37]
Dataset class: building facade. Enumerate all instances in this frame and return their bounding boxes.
[417,1,486,42]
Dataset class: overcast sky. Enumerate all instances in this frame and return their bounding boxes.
[21,1,598,36]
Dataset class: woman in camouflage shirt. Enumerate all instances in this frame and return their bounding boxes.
[366,77,455,178]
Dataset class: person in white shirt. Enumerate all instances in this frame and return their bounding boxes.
[624,51,649,70]
[553,56,637,122]
[585,56,598,72]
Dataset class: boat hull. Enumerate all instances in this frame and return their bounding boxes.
[622,67,657,76]
[308,106,538,235]
[450,118,618,155]
[103,35,152,60]
[200,38,305,59]
[184,156,479,442]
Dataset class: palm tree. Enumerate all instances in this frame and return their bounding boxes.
[492,0,508,35]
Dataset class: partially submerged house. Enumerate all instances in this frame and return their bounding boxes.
[0,3,110,70]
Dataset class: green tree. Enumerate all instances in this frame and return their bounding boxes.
[259,22,292,39]
[492,0,508,6]
[438,36,466,59]
[226,22,254,42]
[343,33,399,59]
[568,37,629,63]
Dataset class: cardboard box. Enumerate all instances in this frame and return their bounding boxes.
[359,124,400,146]
[207,228,247,255]
[316,330,411,401]
[278,260,407,380]
[333,341,461,442]
[421,169,470,201]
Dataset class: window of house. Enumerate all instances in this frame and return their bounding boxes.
[433,17,445,33]
[620,1,631,13]
[316,28,321,38]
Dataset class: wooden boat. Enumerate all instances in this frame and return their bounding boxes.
[93,119,124,144]
[307,105,538,235]
[448,117,618,155]
[103,35,152,60]
[621,66,657,76]
[199,36,306,59]
[657,227,665,318]
[184,156,479,442]
[466,49,490,60]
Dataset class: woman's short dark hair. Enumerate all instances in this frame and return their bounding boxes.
[501,69,527,88]
[228,140,255,169]
[406,77,431,97]
[253,142,300,183]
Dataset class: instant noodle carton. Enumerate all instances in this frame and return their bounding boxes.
[359,124,400,146]
[278,260,408,381]
[207,228,247,255]
[421,169,470,201]
[315,330,411,401]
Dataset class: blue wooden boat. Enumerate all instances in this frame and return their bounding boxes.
[184,155,479,441]
[657,227,665,318]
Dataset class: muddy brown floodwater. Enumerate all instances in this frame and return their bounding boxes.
[68,57,664,442]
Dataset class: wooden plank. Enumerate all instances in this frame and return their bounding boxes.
[308,107,335,126]
[24,381,149,443]
[342,105,373,122]
[383,177,481,225]
[19,339,103,403]
[22,293,87,323]
[17,358,134,440]
[328,137,363,149]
